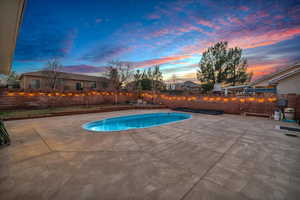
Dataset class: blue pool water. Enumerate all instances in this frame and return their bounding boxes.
[82,112,192,132]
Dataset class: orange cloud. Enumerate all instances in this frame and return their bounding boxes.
[247,60,288,80]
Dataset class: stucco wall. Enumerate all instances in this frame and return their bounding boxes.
[21,76,106,91]
[277,73,300,94]
[0,0,25,75]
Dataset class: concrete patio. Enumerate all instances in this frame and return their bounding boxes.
[1,109,300,200]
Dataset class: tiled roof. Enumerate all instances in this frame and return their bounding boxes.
[20,70,108,82]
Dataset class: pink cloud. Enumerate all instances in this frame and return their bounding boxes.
[227,16,243,26]
[197,19,220,30]
[147,23,204,39]
[150,28,172,37]
[181,26,300,56]
[228,27,300,49]
[274,15,284,20]
[147,14,160,20]
[176,24,204,34]
[134,55,192,68]
[244,11,269,23]
[239,6,249,11]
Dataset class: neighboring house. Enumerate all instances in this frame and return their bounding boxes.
[250,62,300,94]
[19,71,111,91]
[222,85,250,95]
[175,81,201,91]
[0,75,7,87]
[0,74,20,89]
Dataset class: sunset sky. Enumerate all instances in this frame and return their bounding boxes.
[12,0,300,82]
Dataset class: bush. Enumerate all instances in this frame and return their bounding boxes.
[0,121,10,146]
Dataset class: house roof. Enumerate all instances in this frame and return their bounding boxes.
[269,68,300,84]
[177,81,200,87]
[222,85,249,90]
[250,62,300,86]
[19,71,109,82]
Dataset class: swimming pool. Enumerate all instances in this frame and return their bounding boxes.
[82,112,192,132]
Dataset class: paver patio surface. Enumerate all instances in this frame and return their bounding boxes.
[1,109,300,200]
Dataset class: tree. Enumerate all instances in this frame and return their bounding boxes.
[105,60,132,104]
[197,41,228,89]
[6,71,20,88]
[197,41,252,92]
[133,69,142,90]
[152,65,164,92]
[105,60,132,91]
[131,66,164,91]
[225,47,252,86]
[43,59,63,90]
[7,71,18,81]
[133,69,143,96]
[134,69,142,82]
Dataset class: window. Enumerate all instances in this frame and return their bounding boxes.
[91,82,96,89]
[31,79,40,89]
[76,82,83,90]
[57,79,64,88]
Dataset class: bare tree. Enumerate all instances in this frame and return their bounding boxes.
[171,74,177,90]
[105,61,132,90]
[105,60,132,104]
[42,59,63,90]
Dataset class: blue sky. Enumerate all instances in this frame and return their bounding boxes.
[13,0,300,81]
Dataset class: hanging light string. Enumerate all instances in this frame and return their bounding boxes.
[5,91,134,97]
[140,93,277,103]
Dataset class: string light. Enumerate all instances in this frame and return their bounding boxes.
[5,91,274,104]
[239,98,245,103]
[258,98,265,103]
[7,92,15,96]
[248,97,255,102]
